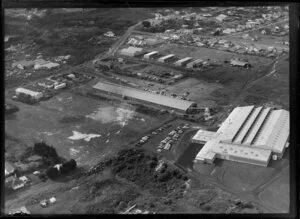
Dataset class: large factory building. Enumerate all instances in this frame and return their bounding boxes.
[192,105,289,167]
[93,81,196,114]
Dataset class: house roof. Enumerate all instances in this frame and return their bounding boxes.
[5,162,16,175]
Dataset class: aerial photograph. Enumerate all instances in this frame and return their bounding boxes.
[4,5,291,215]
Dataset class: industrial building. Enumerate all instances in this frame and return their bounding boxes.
[192,106,289,166]
[186,59,204,69]
[15,87,43,100]
[230,59,251,68]
[158,54,175,63]
[144,51,159,59]
[174,57,193,67]
[93,81,196,113]
[120,46,143,57]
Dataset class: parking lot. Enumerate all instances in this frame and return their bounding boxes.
[134,119,202,162]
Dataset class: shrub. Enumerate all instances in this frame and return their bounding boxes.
[33,142,58,158]
[46,166,60,179]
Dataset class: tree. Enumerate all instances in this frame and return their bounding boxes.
[46,166,60,179]
[60,159,77,174]
[142,20,151,29]
[33,142,58,158]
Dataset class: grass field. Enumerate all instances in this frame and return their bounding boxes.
[5,90,170,167]
[258,166,289,213]
[194,148,289,194]
[166,78,223,107]
[237,56,289,109]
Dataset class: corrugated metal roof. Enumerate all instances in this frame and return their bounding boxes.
[233,107,263,144]
[193,106,289,166]
[253,110,289,153]
[93,82,195,111]
[218,106,254,142]
[144,51,158,58]
[242,107,271,145]
[158,54,175,61]
[174,57,192,65]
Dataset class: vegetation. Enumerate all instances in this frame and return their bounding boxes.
[88,147,188,198]
[46,166,60,179]
[60,159,77,174]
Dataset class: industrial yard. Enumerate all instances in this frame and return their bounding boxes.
[4,5,292,215]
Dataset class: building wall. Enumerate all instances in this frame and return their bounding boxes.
[215,153,270,167]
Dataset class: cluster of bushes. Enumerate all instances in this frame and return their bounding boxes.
[84,185,140,214]
[108,148,188,197]
[46,159,77,179]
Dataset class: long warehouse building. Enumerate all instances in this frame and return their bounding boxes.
[191,105,289,167]
[158,54,175,63]
[186,59,204,69]
[144,51,159,59]
[93,81,196,113]
[174,57,193,67]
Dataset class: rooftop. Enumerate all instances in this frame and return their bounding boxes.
[158,54,175,61]
[120,46,143,54]
[93,81,195,111]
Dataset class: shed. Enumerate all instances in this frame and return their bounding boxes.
[120,46,143,57]
[230,59,251,68]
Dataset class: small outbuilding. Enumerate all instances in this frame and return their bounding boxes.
[120,46,143,57]
[230,59,251,68]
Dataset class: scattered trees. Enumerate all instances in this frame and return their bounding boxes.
[142,20,151,28]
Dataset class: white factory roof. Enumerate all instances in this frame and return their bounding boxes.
[242,107,271,145]
[144,51,158,57]
[193,106,289,166]
[120,46,143,54]
[174,57,192,64]
[195,140,217,162]
[233,107,263,144]
[192,130,218,142]
[158,54,175,61]
[15,87,42,96]
[93,81,195,112]
[252,109,289,153]
[218,105,255,142]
